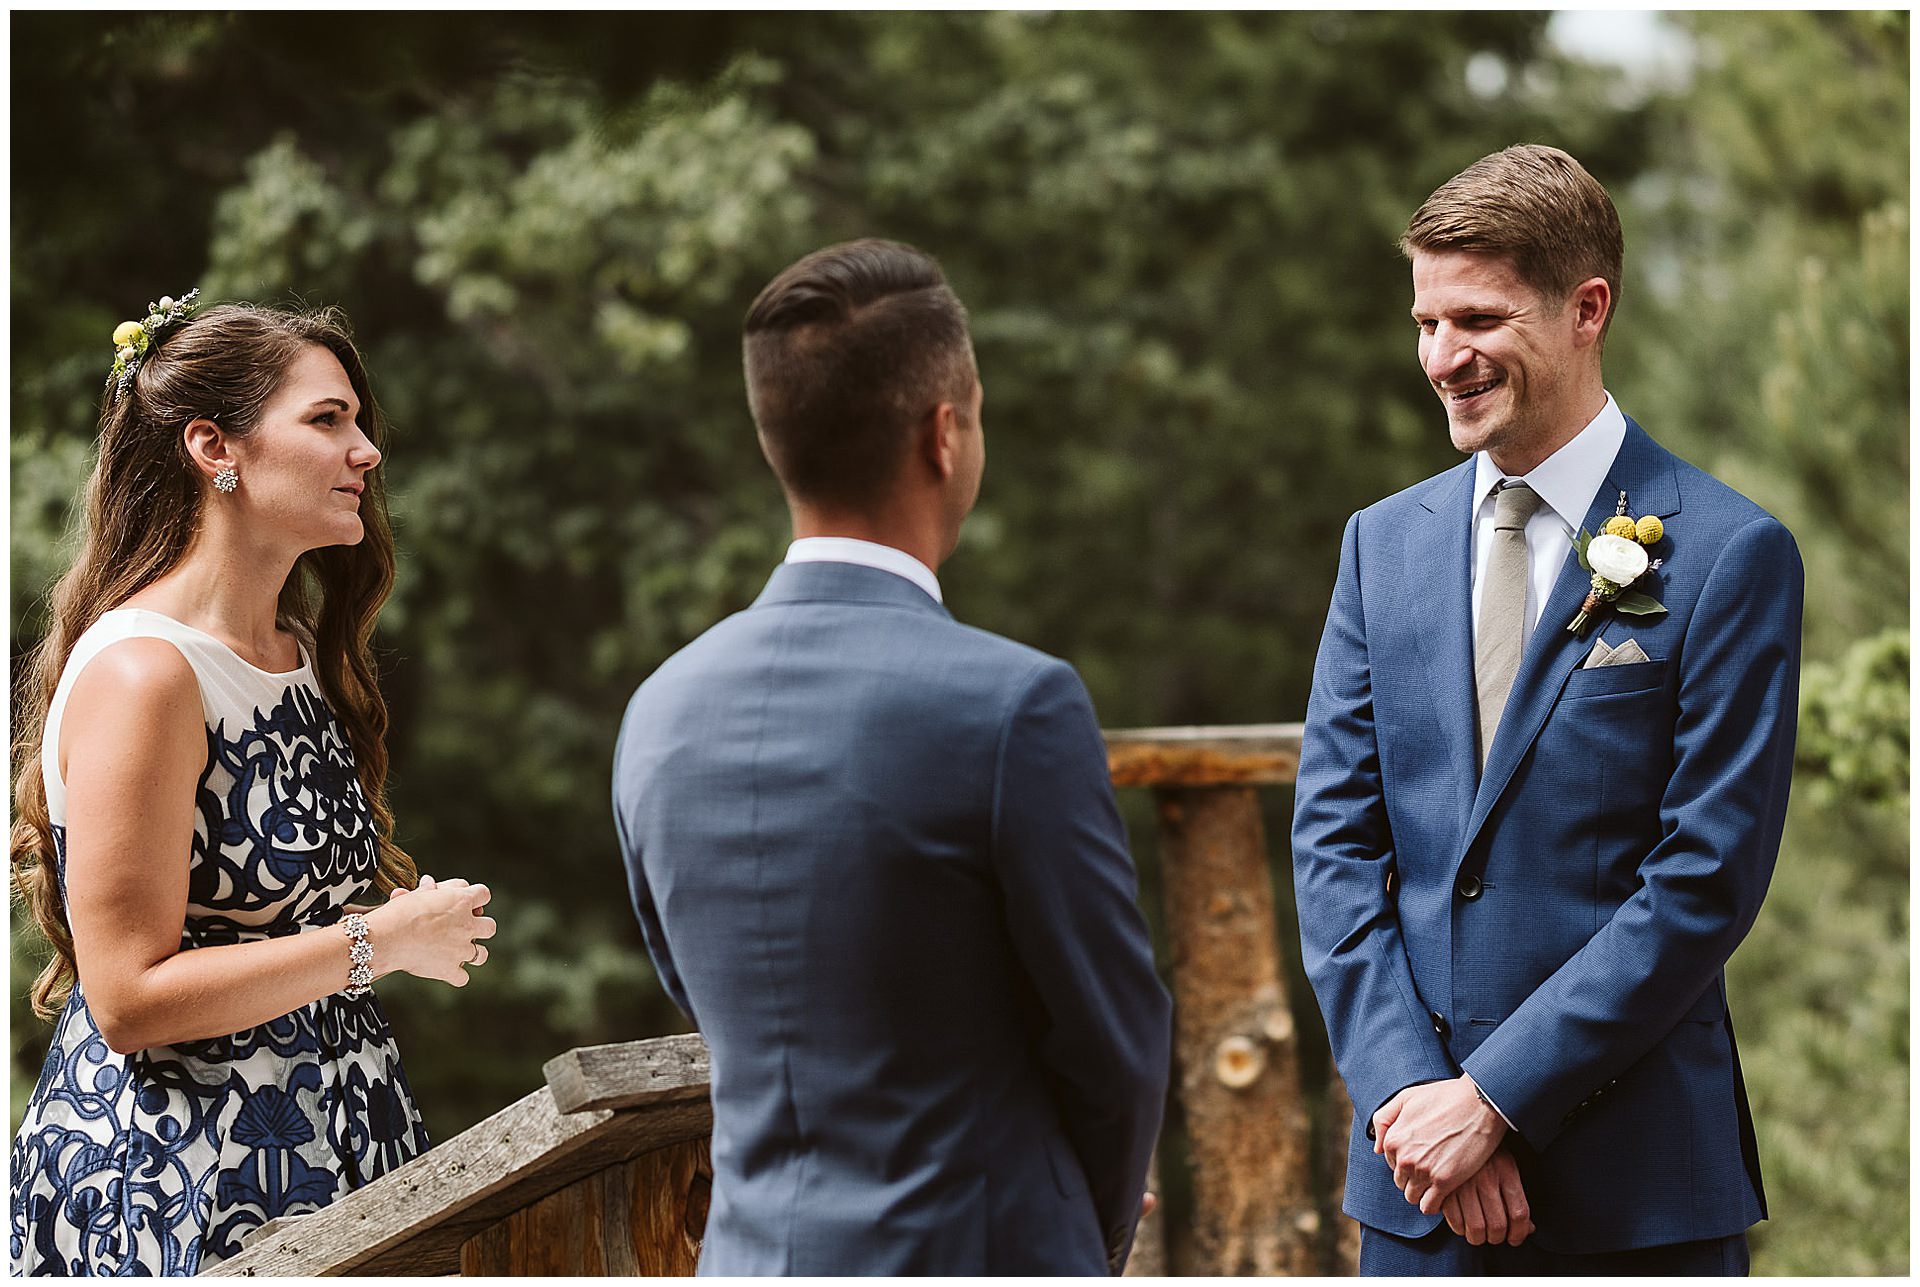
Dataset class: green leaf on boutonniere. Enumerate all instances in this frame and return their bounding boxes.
[1612,590,1668,616]
[1574,528,1594,568]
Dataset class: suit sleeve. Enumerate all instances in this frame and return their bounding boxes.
[1462,515,1803,1147]
[990,659,1171,1274]
[612,697,698,1029]
[1291,513,1459,1125]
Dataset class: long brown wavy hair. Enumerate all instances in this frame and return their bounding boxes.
[12,302,417,1018]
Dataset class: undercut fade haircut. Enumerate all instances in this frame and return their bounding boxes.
[1402,144,1625,342]
[743,239,975,511]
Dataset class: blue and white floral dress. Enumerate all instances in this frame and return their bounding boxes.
[10,608,429,1276]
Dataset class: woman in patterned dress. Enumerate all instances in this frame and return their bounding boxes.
[9,299,496,1275]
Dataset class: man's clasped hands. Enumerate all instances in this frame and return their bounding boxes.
[1373,1075,1535,1248]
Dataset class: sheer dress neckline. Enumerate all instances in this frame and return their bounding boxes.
[106,606,313,678]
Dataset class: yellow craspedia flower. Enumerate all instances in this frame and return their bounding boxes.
[1602,516,1638,540]
[1635,515,1664,545]
[112,321,146,348]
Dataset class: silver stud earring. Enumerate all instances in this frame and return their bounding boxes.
[214,466,239,494]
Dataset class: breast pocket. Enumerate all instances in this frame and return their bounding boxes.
[1560,656,1670,700]
[1545,657,1674,827]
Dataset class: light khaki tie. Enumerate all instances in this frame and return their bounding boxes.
[1475,482,1543,767]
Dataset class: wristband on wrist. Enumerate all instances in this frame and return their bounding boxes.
[341,913,374,997]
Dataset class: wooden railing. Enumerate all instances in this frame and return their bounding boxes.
[215,724,1353,1276]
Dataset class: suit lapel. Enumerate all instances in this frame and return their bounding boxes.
[1461,418,1682,855]
[1408,462,1481,835]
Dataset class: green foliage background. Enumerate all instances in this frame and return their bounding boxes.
[9,13,1907,1273]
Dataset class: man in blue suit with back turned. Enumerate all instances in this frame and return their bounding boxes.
[1293,146,1801,1274]
[613,239,1170,1275]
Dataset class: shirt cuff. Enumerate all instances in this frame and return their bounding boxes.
[1468,1074,1516,1131]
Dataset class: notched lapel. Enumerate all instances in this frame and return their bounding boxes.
[1409,464,1480,828]
[1462,418,1682,854]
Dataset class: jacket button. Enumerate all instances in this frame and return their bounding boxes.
[1457,875,1483,900]
[1430,1010,1449,1038]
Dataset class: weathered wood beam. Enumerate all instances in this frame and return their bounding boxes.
[544,1032,710,1114]
[1105,723,1304,788]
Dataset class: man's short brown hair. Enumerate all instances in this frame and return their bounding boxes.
[743,238,975,511]
[1402,144,1624,339]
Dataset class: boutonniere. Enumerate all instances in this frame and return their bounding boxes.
[1567,492,1668,639]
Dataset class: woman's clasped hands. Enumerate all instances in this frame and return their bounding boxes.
[364,875,496,986]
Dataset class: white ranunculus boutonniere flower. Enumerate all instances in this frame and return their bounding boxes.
[1566,511,1669,639]
[1586,533,1648,584]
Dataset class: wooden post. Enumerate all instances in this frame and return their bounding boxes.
[1154,785,1317,1274]
[1106,725,1321,1275]
[458,1137,710,1275]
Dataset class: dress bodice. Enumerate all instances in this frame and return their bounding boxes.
[42,608,380,942]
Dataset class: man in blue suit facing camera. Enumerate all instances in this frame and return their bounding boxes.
[613,239,1170,1275]
[1293,146,1801,1274]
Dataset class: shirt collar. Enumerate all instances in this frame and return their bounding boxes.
[783,536,943,604]
[1472,392,1627,533]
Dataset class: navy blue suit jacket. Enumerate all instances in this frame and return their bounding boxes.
[1292,418,1801,1252]
[613,560,1171,1274]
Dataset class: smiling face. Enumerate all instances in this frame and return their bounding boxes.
[1411,249,1606,473]
[229,345,382,551]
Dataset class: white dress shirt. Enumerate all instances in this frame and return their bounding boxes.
[784,536,943,604]
[1470,394,1626,646]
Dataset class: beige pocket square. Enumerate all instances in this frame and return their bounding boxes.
[1583,637,1650,669]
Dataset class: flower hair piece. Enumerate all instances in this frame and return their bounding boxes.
[106,289,202,399]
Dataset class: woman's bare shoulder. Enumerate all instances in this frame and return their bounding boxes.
[63,636,202,741]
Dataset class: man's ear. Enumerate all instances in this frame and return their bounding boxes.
[919,402,961,482]
[1570,277,1611,348]
[181,417,235,484]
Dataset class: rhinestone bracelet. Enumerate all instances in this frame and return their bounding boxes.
[341,913,374,998]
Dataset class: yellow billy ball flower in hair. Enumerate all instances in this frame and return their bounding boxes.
[112,321,146,349]
[1635,515,1664,545]
[1602,515,1637,540]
